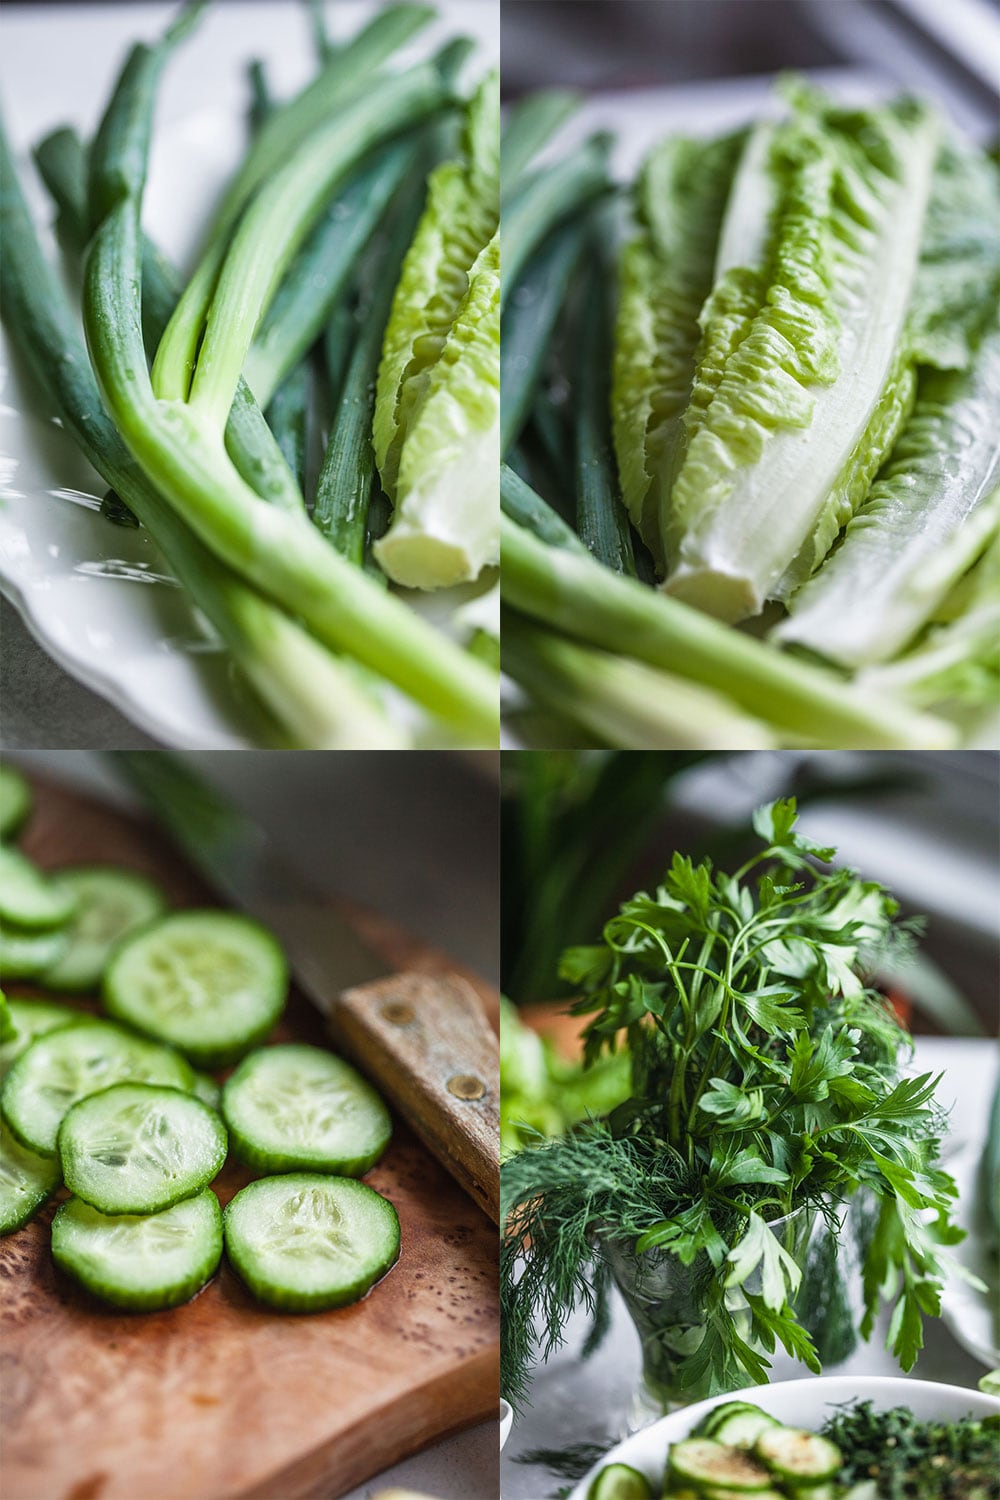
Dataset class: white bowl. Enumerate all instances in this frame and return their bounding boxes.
[500,1398,514,1452]
[567,1375,1000,1499]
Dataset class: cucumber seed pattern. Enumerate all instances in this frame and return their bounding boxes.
[266,1185,357,1264]
[246,1069,359,1142]
[84,1102,186,1175]
[138,939,256,1021]
[221,1045,392,1174]
[2,1024,192,1155]
[59,1084,227,1213]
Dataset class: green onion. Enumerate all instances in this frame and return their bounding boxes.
[500,514,957,748]
[313,168,430,565]
[500,215,586,457]
[571,234,635,575]
[502,610,777,748]
[501,463,586,553]
[150,2,436,402]
[500,133,612,308]
[81,24,495,742]
[501,89,580,195]
[34,124,304,516]
[0,116,403,750]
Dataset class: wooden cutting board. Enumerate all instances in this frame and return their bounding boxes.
[1,777,500,1500]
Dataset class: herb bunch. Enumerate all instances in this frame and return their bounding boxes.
[501,800,965,1412]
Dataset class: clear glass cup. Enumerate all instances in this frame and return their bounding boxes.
[600,1205,823,1431]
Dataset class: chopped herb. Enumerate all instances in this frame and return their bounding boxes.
[823,1400,1000,1499]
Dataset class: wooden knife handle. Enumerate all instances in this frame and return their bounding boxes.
[332,972,500,1224]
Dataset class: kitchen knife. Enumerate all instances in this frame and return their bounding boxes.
[114,753,499,1223]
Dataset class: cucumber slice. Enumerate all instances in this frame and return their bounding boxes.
[699,1403,774,1439]
[702,1490,786,1500]
[40,866,167,993]
[0,992,13,1044]
[0,1119,61,1234]
[224,1173,400,1312]
[0,846,77,930]
[51,1188,223,1310]
[1,1019,195,1156]
[0,920,70,981]
[587,1463,652,1500]
[222,1043,391,1176]
[0,765,32,840]
[668,1441,774,1493]
[58,1083,227,1215]
[754,1428,841,1486]
[103,910,288,1067]
[0,999,86,1079]
[711,1410,783,1450]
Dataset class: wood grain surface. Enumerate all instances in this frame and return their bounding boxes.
[0,777,500,1500]
[336,974,500,1224]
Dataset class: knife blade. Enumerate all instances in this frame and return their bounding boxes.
[114,752,499,1222]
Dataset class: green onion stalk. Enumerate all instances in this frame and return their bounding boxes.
[82,13,497,745]
[500,513,958,749]
[0,117,404,750]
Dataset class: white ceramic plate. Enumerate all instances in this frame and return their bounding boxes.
[0,1,498,749]
[567,1375,1000,1498]
[941,1143,1000,1370]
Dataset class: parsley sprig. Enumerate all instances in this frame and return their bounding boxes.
[501,800,967,1413]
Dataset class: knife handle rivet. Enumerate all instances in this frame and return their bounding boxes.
[382,1001,416,1026]
[447,1073,485,1101]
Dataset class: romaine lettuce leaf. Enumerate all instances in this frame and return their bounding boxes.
[908,133,1000,372]
[611,132,743,570]
[374,232,499,587]
[661,91,939,622]
[855,501,1000,710]
[372,70,499,587]
[777,315,1000,666]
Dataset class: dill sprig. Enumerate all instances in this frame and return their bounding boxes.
[501,799,967,1414]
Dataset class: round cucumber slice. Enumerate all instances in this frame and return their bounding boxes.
[702,1490,786,1499]
[0,765,32,841]
[0,846,77,930]
[222,1043,391,1176]
[0,920,70,981]
[0,999,87,1079]
[711,1409,783,1450]
[58,1083,227,1215]
[224,1173,400,1312]
[0,1119,61,1234]
[1,1019,195,1156]
[103,910,288,1067]
[40,866,167,993]
[754,1427,842,1485]
[669,1440,774,1492]
[51,1188,223,1310]
[588,1463,652,1500]
[699,1403,773,1439]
